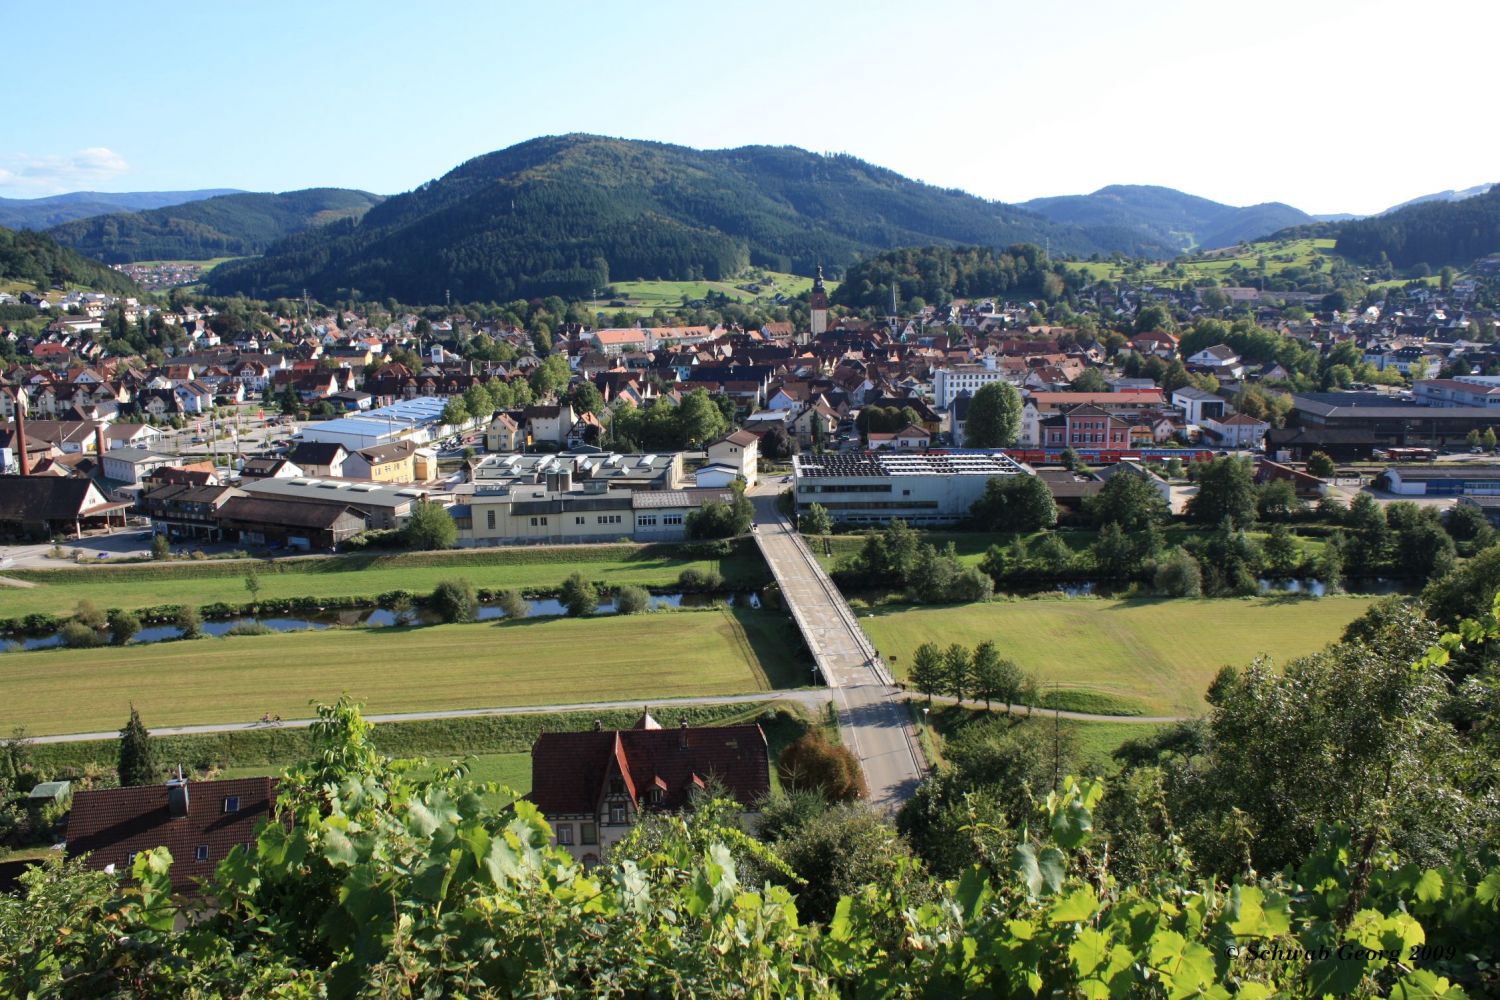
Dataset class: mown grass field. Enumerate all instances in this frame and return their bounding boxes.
[2,607,805,736]
[0,543,767,619]
[864,595,1377,717]
[600,270,835,315]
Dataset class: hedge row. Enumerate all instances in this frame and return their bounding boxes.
[26,702,794,776]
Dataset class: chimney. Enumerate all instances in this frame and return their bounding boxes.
[95,423,107,459]
[11,389,29,477]
[592,719,603,732]
[166,769,190,818]
[678,719,689,750]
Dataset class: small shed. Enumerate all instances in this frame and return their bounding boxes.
[27,780,71,810]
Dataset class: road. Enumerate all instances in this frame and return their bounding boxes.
[29,691,833,744]
[751,495,926,812]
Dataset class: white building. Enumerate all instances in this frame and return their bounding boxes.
[932,362,1012,409]
[792,450,1030,526]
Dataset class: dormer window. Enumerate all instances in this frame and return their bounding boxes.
[222,796,240,813]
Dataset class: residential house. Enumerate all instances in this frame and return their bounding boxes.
[1171,387,1227,426]
[523,404,577,447]
[285,441,349,478]
[66,776,275,895]
[704,430,759,488]
[344,439,420,484]
[485,412,524,452]
[1202,412,1270,450]
[529,713,769,864]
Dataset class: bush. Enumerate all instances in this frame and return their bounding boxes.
[431,579,478,623]
[798,504,833,535]
[560,573,598,617]
[402,501,457,550]
[151,534,170,560]
[106,610,141,646]
[175,604,203,639]
[225,622,275,636]
[677,567,725,592]
[1154,548,1203,598]
[614,585,652,615]
[60,621,100,648]
[777,731,866,802]
[73,600,107,631]
[948,566,994,603]
[494,589,529,620]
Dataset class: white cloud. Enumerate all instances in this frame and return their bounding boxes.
[0,147,130,195]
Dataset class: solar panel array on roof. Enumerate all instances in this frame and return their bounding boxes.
[793,452,1024,478]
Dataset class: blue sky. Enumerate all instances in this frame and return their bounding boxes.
[3,0,1495,215]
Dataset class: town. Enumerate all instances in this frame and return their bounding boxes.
[3,0,1499,987]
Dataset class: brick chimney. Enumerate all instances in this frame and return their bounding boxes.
[95,423,107,459]
[10,388,29,477]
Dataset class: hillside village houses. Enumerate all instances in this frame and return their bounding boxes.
[9,275,1500,544]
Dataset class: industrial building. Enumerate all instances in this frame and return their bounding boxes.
[1382,465,1500,497]
[471,451,685,492]
[295,396,452,451]
[792,451,1030,525]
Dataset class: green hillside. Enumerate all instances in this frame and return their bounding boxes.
[205,134,1111,304]
[1332,184,1500,268]
[46,188,384,263]
[0,224,139,295]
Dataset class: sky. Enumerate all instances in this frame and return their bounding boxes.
[3,0,1495,216]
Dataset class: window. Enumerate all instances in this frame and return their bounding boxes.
[127,851,139,865]
[637,515,657,527]
[581,822,598,845]
[609,804,627,825]
[195,845,209,861]
[223,796,240,813]
[529,516,550,527]
[486,510,495,530]
[663,514,682,526]
[556,823,574,845]
[576,516,585,524]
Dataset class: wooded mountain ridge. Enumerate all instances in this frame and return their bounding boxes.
[45,189,384,264]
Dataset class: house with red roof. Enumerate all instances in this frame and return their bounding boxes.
[65,776,275,895]
[529,713,769,864]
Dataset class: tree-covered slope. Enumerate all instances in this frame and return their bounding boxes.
[831,244,1059,309]
[46,188,384,263]
[0,225,139,294]
[206,135,1110,304]
[1333,184,1500,268]
[1020,184,1314,253]
[0,189,242,230]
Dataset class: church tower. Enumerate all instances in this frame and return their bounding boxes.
[807,264,828,343]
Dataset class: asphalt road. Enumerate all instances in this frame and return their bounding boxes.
[751,495,926,812]
[29,691,834,744]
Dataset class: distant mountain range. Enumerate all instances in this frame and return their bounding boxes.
[1382,183,1495,216]
[204,135,1116,303]
[7,140,1498,302]
[0,189,242,230]
[45,189,384,264]
[1018,185,1314,255]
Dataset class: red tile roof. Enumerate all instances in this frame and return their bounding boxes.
[530,724,768,815]
[66,777,275,893]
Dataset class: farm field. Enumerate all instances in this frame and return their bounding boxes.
[0,543,767,619]
[598,269,833,314]
[863,595,1378,717]
[1064,238,1339,285]
[1,607,805,736]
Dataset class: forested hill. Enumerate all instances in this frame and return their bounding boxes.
[832,244,1058,310]
[46,189,384,264]
[205,134,1112,304]
[1019,185,1314,254]
[0,189,243,230]
[1331,184,1500,269]
[0,225,139,295]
